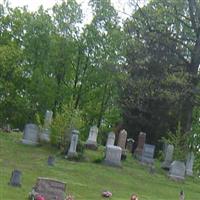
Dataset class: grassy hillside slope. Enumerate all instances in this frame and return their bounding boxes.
[0,132,199,200]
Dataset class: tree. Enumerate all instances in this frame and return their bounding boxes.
[120,0,200,142]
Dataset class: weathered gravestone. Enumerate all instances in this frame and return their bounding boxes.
[106,132,115,146]
[40,110,53,143]
[186,152,195,176]
[67,130,79,158]
[9,169,22,187]
[169,161,186,181]
[86,126,98,150]
[32,177,66,200]
[162,144,174,170]
[140,144,155,164]
[117,129,127,159]
[104,145,122,167]
[134,132,146,159]
[22,123,39,145]
[47,155,55,166]
[126,138,135,153]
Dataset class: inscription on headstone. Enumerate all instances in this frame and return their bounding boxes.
[22,123,39,145]
[169,161,186,181]
[33,177,66,200]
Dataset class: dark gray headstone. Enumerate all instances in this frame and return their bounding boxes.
[140,144,155,164]
[9,170,22,187]
[47,156,55,166]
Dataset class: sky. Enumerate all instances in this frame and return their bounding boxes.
[0,0,135,23]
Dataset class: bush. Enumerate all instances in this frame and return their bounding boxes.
[51,101,84,153]
[161,123,188,161]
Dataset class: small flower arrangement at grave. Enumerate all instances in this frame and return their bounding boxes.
[65,195,74,200]
[130,194,138,200]
[102,190,112,198]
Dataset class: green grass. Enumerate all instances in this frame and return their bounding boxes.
[0,132,200,200]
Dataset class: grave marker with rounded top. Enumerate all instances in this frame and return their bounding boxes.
[22,123,39,145]
[117,129,127,159]
[134,132,146,159]
[169,161,186,181]
[106,132,115,146]
[40,110,53,143]
[9,169,22,187]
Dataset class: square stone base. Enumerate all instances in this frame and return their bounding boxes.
[85,143,98,150]
[103,160,122,168]
[21,139,39,145]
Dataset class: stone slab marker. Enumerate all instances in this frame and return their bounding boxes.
[32,177,66,200]
[140,144,155,164]
[161,144,174,169]
[134,132,146,159]
[67,130,79,158]
[40,110,53,143]
[117,129,127,157]
[186,152,194,176]
[169,161,186,181]
[104,145,122,167]
[106,132,115,146]
[22,123,39,145]
[86,125,98,150]
[9,169,22,187]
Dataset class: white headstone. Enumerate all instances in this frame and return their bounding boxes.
[44,110,53,129]
[22,124,39,145]
[106,132,115,146]
[40,110,53,143]
[67,130,79,158]
[86,126,98,149]
[162,144,174,169]
[169,161,186,181]
[186,152,194,176]
[104,145,122,167]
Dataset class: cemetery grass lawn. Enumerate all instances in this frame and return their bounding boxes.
[0,132,200,200]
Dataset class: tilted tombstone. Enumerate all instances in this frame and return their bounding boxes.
[67,130,79,158]
[106,132,115,146]
[104,145,122,167]
[117,129,127,159]
[86,126,98,150]
[134,132,146,159]
[22,123,39,145]
[47,155,55,166]
[40,110,53,143]
[31,177,66,200]
[126,138,135,153]
[9,169,22,187]
[186,152,195,176]
[169,161,186,181]
[140,144,155,164]
[161,144,174,170]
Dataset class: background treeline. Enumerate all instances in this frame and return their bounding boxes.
[0,0,200,148]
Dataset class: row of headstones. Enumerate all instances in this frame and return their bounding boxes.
[134,132,195,181]
[22,110,53,145]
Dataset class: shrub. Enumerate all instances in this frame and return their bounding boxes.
[51,101,84,153]
[161,123,188,161]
